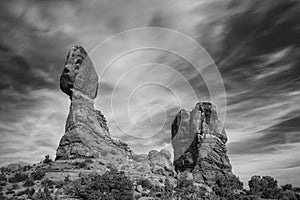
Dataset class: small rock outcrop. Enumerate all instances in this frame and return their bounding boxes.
[56,45,132,160]
[148,149,174,176]
[171,102,232,185]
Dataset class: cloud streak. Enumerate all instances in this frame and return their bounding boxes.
[0,0,299,187]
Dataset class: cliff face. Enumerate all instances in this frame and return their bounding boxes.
[56,46,131,160]
[171,102,232,185]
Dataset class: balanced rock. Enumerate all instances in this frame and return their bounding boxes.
[56,45,132,160]
[171,101,232,185]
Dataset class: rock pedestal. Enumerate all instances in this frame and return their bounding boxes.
[56,46,131,160]
[171,102,232,185]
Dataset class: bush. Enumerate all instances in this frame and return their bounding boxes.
[12,183,19,189]
[74,161,87,169]
[0,175,6,186]
[277,190,297,200]
[282,184,293,191]
[43,155,52,164]
[73,159,93,169]
[0,175,6,183]
[164,178,173,197]
[136,178,152,189]
[41,179,55,188]
[54,180,64,189]
[8,172,29,183]
[173,176,207,199]
[66,169,133,200]
[16,188,35,197]
[33,187,53,200]
[248,175,279,198]
[246,175,298,200]
[6,190,15,195]
[23,165,32,171]
[248,175,261,195]
[23,179,35,187]
[31,170,45,180]
[213,174,243,200]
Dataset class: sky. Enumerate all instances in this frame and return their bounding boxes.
[0,0,299,186]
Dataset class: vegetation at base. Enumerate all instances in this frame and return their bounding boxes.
[73,159,93,169]
[212,174,243,200]
[65,168,133,200]
[43,155,53,164]
[23,179,35,187]
[244,175,300,200]
[30,170,45,180]
[8,172,28,183]
[16,188,35,197]
[0,161,299,200]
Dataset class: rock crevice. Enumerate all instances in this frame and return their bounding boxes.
[56,45,131,160]
[172,102,232,185]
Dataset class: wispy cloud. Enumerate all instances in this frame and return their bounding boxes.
[0,0,299,187]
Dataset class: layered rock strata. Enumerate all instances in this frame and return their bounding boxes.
[56,45,131,160]
[171,102,232,185]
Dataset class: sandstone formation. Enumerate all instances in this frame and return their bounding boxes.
[56,45,131,160]
[171,101,232,185]
[148,149,174,176]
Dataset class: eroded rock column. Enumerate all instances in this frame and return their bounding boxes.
[56,46,131,160]
[172,102,232,185]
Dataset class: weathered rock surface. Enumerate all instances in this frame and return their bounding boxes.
[148,149,174,176]
[171,101,232,185]
[96,110,109,133]
[52,46,177,192]
[60,46,98,99]
[56,45,132,160]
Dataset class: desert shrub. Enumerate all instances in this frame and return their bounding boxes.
[75,161,87,169]
[213,174,243,200]
[23,179,35,187]
[0,175,6,183]
[33,187,53,200]
[0,193,4,200]
[277,190,297,200]
[176,176,194,189]
[54,180,64,188]
[282,184,293,191]
[247,175,288,199]
[8,172,29,183]
[5,189,14,195]
[64,175,70,183]
[22,165,31,171]
[0,175,6,186]
[173,176,203,199]
[293,187,300,193]
[248,175,261,195]
[136,166,147,172]
[163,178,174,197]
[12,183,19,189]
[66,169,133,200]
[136,178,152,189]
[31,170,45,180]
[41,178,55,188]
[43,155,52,164]
[0,167,10,174]
[260,176,279,199]
[74,159,93,169]
[16,188,35,197]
